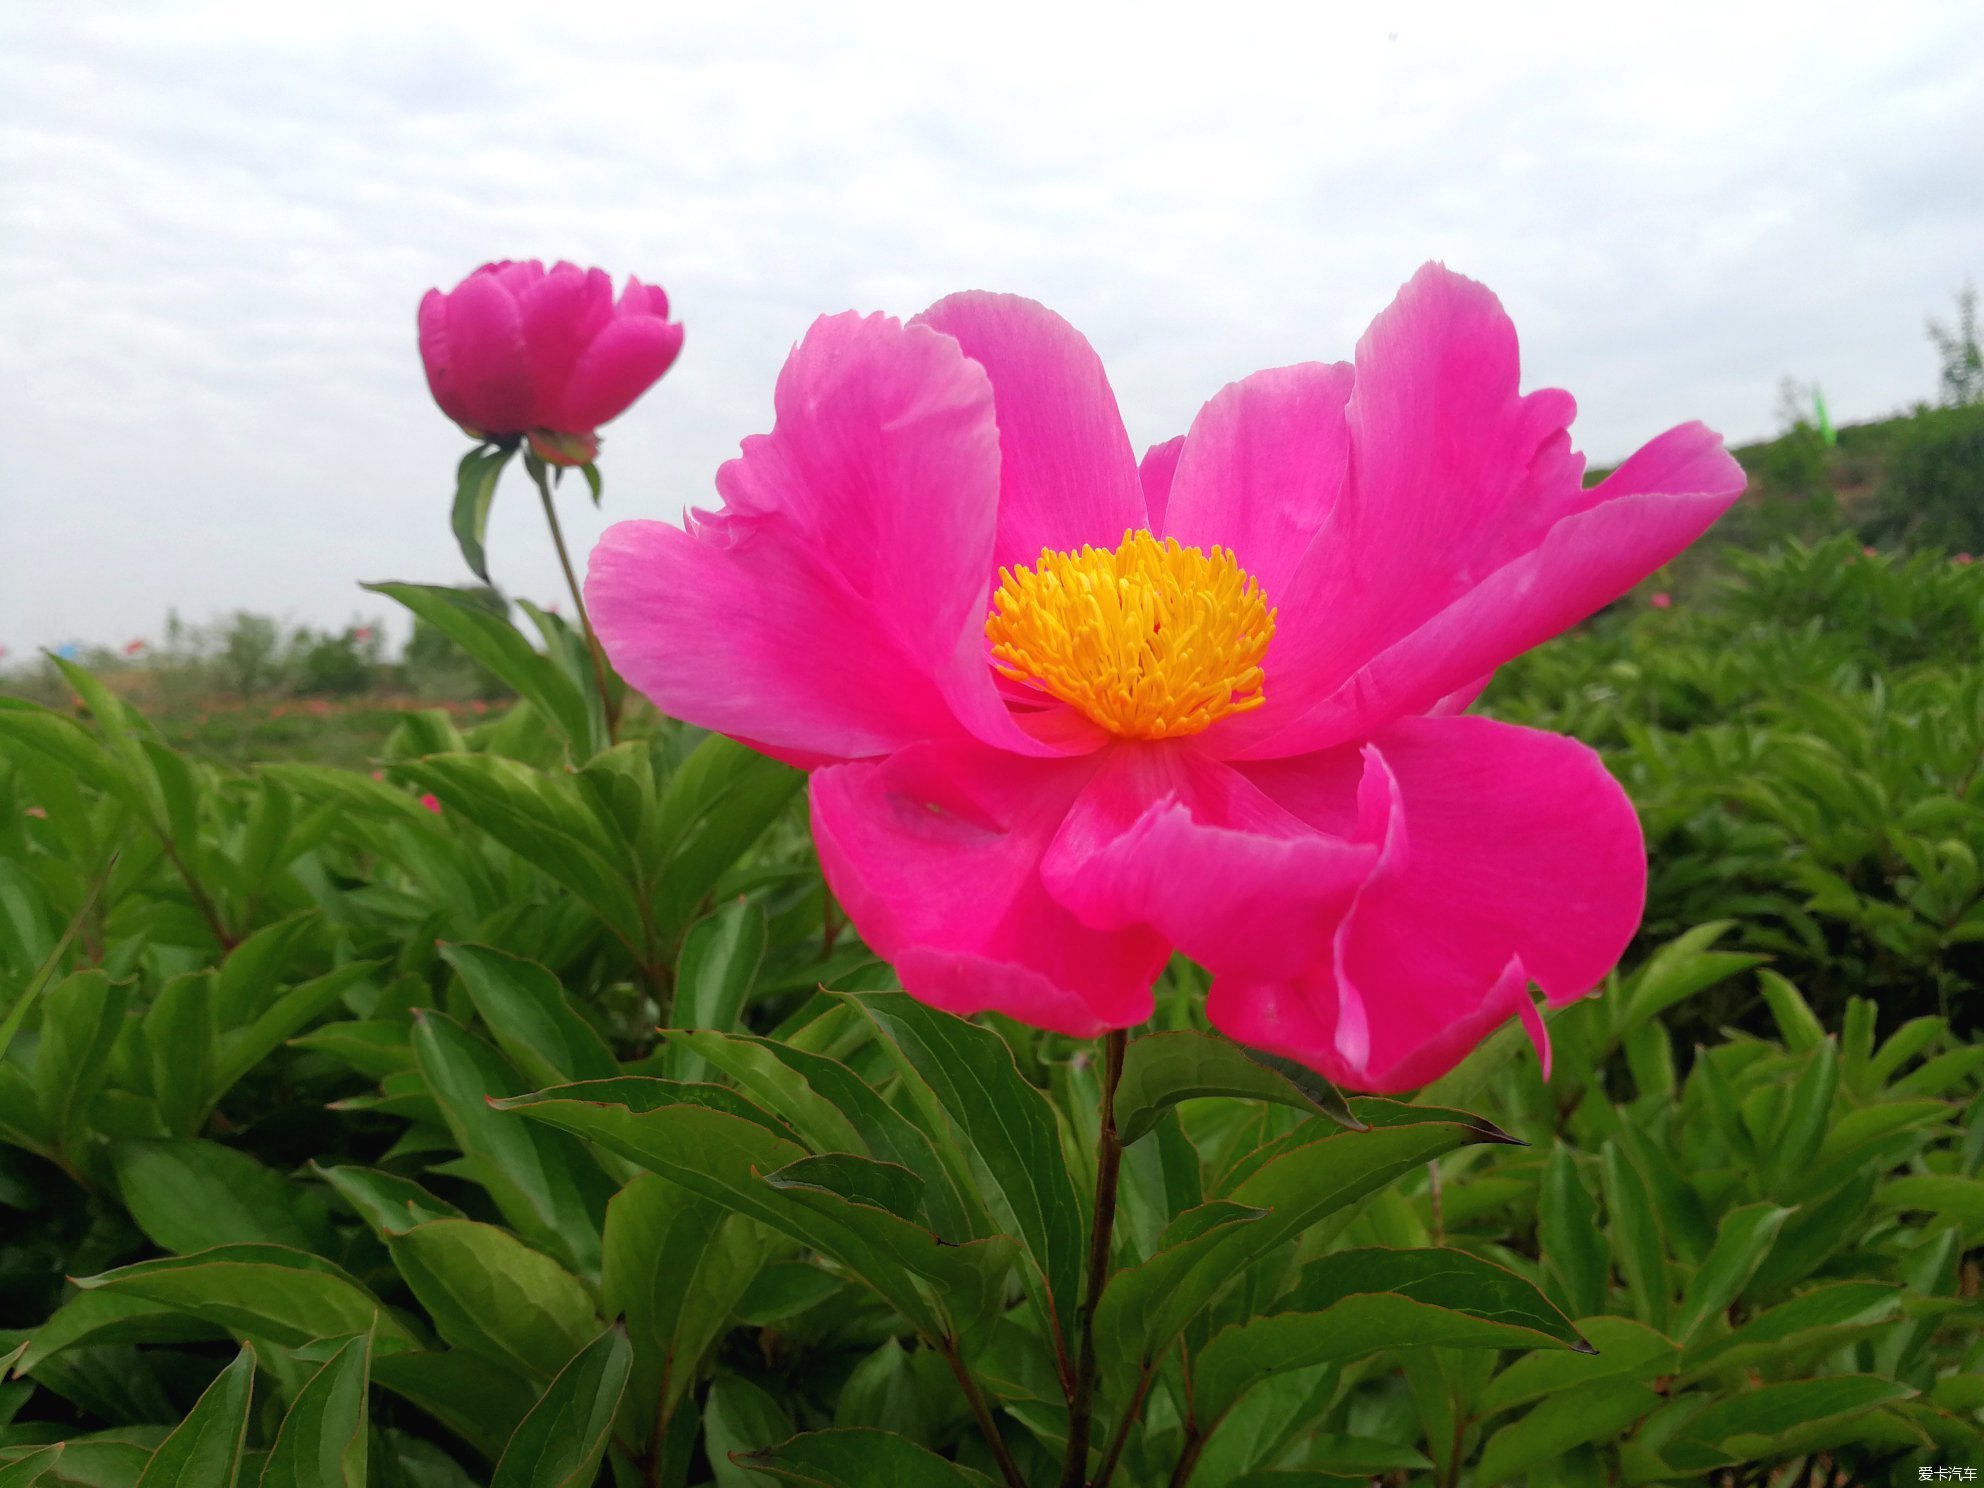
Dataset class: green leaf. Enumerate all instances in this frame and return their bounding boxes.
[1619,922,1765,1031]
[1478,1316,1678,1418]
[647,735,802,940]
[311,1164,464,1240]
[257,1329,370,1488]
[408,1010,611,1274]
[1537,1144,1607,1320]
[736,1427,997,1486]
[489,1326,631,1488]
[1095,1106,1510,1375]
[211,965,377,1110]
[705,1377,793,1488]
[602,1174,765,1429]
[366,585,592,754]
[1113,1031,1361,1145]
[448,444,515,586]
[660,1031,866,1157]
[74,1245,416,1352]
[1672,1201,1793,1342]
[854,992,1083,1336]
[1192,1247,1589,1424]
[1668,1375,1917,1465]
[667,902,769,1083]
[141,975,214,1139]
[113,1140,331,1255]
[32,970,127,1160]
[135,1344,255,1488]
[14,1289,224,1376]
[1874,1173,1984,1240]
[388,1219,598,1381]
[394,757,640,943]
[0,1446,65,1487]
[440,944,616,1088]
[369,1352,536,1463]
[1756,971,1825,1052]
[496,1085,1012,1344]
[1599,1139,1669,1333]
[1475,1377,1660,1486]
[1763,1038,1838,1197]
[1680,1281,1904,1379]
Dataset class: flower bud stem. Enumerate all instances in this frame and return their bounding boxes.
[1061,1026,1128,1488]
[527,457,620,747]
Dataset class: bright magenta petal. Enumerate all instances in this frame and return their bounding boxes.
[812,743,1169,1035]
[560,314,684,431]
[1160,361,1354,605]
[439,271,535,435]
[1219,714,1644,1091]
[914,293,1147,572]
[1040,742,1374,980]
[1215,264,1737,758]
[517,264,615,428]
[1138,436,1184,533]
[1260,421,1745,752]
[587,311,1052,762]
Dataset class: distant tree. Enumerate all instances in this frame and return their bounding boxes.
[218,611,284,697]
[1927,282,1982,407]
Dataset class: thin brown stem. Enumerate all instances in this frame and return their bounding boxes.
[159,836,235,950]
[1059,1028,1128,1488]
[1165,1426,1207,1488]
[939,1340,1026,1488]
[528,456,619,746]
[1091,1358,1157,1488]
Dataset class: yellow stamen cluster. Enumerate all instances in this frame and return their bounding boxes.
[985,529,1275,740]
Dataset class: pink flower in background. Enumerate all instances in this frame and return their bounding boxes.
[124,639,146,656]
[418,261,683,465]
[420,793,442,814]
[1957,553,1974,566]
[1648,592,1673,609]
[589,264,1745,1091]
[1863,546,1878,558]
[355,626,375,643]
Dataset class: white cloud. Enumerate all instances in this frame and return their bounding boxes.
[2,0,1980,651]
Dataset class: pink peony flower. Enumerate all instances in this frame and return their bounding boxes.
[1863,546,1878,558]
[587,265,1744,1091]
[420,793,442,814]
[418,261,683,464]
[1648,591,1673,609]
[1956,553,1974,566]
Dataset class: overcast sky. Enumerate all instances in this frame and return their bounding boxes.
[4,0,1981,655]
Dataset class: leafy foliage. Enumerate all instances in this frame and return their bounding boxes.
[0,548,1979,1485]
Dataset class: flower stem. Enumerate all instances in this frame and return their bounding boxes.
[940,1339,1026,1488]
[1060,1027,1128,1488]
[527,456,619,747]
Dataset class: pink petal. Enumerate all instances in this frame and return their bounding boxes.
[559,314,684,432]
[1138,436,1184,533]
[1039,741,1375,980]
[1261,422,1744,753]
[620,274,670,319]
[433,272,535,435]
[1159,361,1355,605]
[913,293,1147,572]
[517,264,615,429]
[812,742,1169,1035]
[417,289,472,429]
[587,311,1057,763]
[1219,714,1644,1090]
